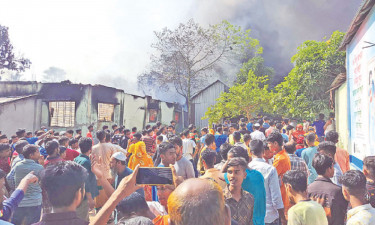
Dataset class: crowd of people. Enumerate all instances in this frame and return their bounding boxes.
[0,113,374,225]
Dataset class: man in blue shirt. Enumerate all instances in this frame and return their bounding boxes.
[247,118,254,133]
[12,144,44,225]
[301,133,319,184]
[222,146,266,225]
[312,114,326,142]
[109,152,144,196]
[74,137,99,221]
[16,129,53,145]
[215,127,228,153]
[263,116,270,129]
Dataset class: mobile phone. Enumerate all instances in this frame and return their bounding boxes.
[136,167,173,185]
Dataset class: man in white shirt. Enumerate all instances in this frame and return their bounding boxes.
[250,123,266,141]
[248,140,285,225]
[233,131,248,150]
[341,170,375,225]
[181,130,198,177]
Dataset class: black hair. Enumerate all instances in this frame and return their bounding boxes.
[312,153,334,175]
[233,131,241,142]
[325,131,339,143]
[75,129,81,133]
[142,130,147,136]
[26,132,32,136]
[69,138,78,146]
[276,123,283,130]
[250,140,264,156]
[267,131,284,147]
[152,125,158,131]
[112,124,118,129]
[282,170,307,193]
[79,137,92,154]
[88,125,93,129]
[22,144,38,159]
[14,140,28,155]
[156,135,164,142]
[146,129,153,135]
[133,132,142,140]
[201,150,217,168]
[286,125,294,131]
[169,136,182,147]
[168,125,175,130]
[306,133,316,143]
[170,120,176,124]
[339,170,367,197]
[318,141,336,156]
[59,137,69,146]
[124,129,131,134]
[66,130,74,135]
[227,157,248,171]
[269,120,275,126]
[284,142,296,154]
[41,161,87,208]
[96,130,106,141]
[156,121,162,127]
[230,123,239,130]
[364,156,375,177]
[284,118,289,124]
[182,130,190,137]
[105,132,110,142]
[188,124,194,131]
[0,143,10,153]
[219,143,232,161]
[217,127,223,134]
[45,141,59,156]
[159,142,175,155]
[319,113,325,120]
[201,127,208,133]
[243,134,251,143]
[117,192,149,217]
[228,146,250,163]
[102,125,109,130]
[204,134,215,146]
[132,127,137,132]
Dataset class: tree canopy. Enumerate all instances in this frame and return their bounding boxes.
[273,31,346,119]
[0,25,31,77]
[138,19,262,122]
[204,70,272,124]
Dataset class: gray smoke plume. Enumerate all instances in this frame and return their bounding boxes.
[188,0,361,84]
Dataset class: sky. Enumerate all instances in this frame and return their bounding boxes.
[0,0,362,91]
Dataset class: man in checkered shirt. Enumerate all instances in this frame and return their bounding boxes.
[284,142,309,177]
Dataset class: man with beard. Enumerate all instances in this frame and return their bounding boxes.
[109,152,145,196]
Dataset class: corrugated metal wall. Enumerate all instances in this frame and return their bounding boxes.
[192,82,226,129]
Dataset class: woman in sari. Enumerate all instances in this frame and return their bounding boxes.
[127,132,154,200]
[292,124,305,149]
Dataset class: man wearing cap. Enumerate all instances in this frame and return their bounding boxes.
[109,152,145,196]
[250,123,266,141]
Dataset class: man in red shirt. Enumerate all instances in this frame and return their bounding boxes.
[59,137,79,161]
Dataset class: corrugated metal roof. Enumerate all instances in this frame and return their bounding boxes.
[191,79,229,100]
[339,0,375,51]
[0,94,37,105]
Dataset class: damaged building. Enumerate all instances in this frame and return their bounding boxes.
[0,80,187,137]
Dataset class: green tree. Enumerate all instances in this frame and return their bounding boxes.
[138,19,262,123]
[236,56,274,84]
[273,31,346,118]
[204,70,272,124]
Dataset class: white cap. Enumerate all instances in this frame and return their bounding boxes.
[112,152,127,161]
[254,123,261,127]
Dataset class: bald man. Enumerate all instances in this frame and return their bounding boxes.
[167,178,231,225]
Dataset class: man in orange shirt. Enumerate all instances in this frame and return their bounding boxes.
[325,130,350,173]
[267,131,291,217]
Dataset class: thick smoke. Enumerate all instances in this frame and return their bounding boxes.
[188,0,361,84]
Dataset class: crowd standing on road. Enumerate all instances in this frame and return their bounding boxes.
[0,113,374,225]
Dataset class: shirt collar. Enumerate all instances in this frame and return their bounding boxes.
[42,211,80,222]
[315,176,333,183]
[348,204,373,218]
[252,158,266,163]
[276,149,287,156]
[79,154,90,159]
[224,186,245,200]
